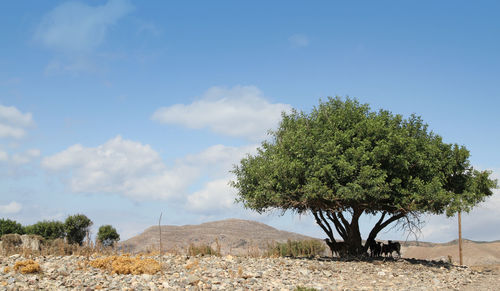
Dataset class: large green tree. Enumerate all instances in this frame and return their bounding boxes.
[232,98,497,256]
[64,214,93,245]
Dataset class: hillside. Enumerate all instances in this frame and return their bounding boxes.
[120,218,500,266]
[119,218,318,255]
[402,239,500,265]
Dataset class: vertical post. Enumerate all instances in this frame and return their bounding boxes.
[158,212,163,256]
[458,211,463,265]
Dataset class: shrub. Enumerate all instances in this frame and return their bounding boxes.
[64,214,92,245]
[0,218,24,236]
[97,225,120,247]
[266,239,326,257]
[90,255,161,275]
[187,243,220,256]
[14,260,41,274]
[24,220,65,240]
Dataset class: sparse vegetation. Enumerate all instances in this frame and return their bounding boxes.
[266,239,325,257]
[89,254,161,274]
[187,243,220,256]
[295,287,318,291]
[13,260,41,274]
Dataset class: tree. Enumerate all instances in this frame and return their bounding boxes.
[0,218,24,236]
[231,97,497,256]
[24,220,65,240]
[97,225,120,247]
[64,214,93,245]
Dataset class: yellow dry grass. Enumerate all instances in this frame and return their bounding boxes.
[89,254,161,275]
[13,260,41,274]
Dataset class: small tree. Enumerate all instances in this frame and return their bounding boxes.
[64,214,93,245]
[0,218,24,236]
[232,97,497,256]
[97,225,120,247]
[24,220,65,240]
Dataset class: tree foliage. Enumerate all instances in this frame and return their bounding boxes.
[97,225,120,247]
[64,214,93,245]
[24,220,65,240]
[0,218,24,236]
[232,97,497,256]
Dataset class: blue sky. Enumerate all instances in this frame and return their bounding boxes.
[1,0,499,243]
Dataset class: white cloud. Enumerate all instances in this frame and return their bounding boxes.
[41,136,185,199]
[0,201,22,214]
[187,178,236,213]
[0,150,8,162]
[11,149,41,165]
[0,105,34,139]
[289,34,310,47]
[151,86,292,141]
[35,0,133,54]
[41,136,257,209]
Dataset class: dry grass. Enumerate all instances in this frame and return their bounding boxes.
[266,239,326,258]
[187,243,220,256]
[13,260,41,274]
[89,254,161,275]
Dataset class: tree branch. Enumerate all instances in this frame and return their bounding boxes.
[326,211,347,240]
[312,210,335,242]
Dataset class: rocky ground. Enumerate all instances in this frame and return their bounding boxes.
[0,254,499,290]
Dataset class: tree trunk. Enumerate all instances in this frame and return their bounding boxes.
[313,209,407,257]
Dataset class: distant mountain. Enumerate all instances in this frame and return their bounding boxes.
[119,218,318,255]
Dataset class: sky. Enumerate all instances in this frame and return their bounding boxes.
[1,0,499,243]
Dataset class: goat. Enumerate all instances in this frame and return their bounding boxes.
[368,239,382,257]
[324,238,348,257]
[381,240,401,258]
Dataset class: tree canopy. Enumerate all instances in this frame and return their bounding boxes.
[0,218,24,236]
[97,225,120,247]
[24,220,65,240]
[64,214,93,245]
[232,97,497,256]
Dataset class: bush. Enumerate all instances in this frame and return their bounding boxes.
[64,214,92,245]
[187,243,220,256]
[24,220,65,240]
[266,239,326,257]
[13,260,41,274]
[97,225,120,247]
[0,218,24,236]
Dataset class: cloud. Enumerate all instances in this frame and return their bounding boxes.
[187,178,236,213]
[289,34,310,47]
[0,201,22,214]
[41,136,186,199]
[0,105,34,139]
[11,149,41,165]
[152,86,292,141]
[41,136,257,204]
[35,0,133,54]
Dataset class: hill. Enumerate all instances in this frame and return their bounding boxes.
[401,239,500,265]
[119,218,318,255]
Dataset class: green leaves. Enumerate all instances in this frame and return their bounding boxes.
[232,97,497,217]
[64,214,93,245]
[24,220,65,240]
[97,224,120,247]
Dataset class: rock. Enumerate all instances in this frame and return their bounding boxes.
[187,274,200,285]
